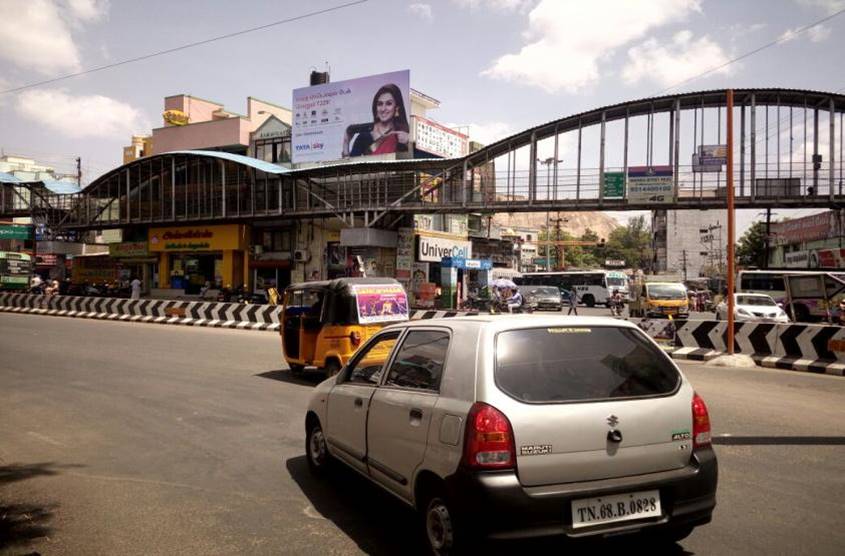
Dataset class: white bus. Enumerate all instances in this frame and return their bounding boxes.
[737,269,845,322]
[518,270,629,306]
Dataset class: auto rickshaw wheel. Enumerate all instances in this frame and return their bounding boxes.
[289,364,305,375]
[324,359,341,378]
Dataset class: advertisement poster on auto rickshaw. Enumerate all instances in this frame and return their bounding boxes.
[352,284,410,324]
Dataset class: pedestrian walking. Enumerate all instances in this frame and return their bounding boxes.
[130,276,142,300]
[567,290,578,315]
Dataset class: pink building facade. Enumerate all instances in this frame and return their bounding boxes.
[151,95,291,155]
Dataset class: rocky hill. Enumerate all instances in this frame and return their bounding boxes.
[494,211,620,240]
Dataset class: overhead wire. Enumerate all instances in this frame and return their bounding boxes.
[0,0,369,95]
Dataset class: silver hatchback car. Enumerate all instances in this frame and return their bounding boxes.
[304,315,717,554]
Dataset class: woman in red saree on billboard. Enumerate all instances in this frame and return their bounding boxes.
[342,84,409,158]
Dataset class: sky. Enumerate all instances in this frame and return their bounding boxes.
[1,0,843,232]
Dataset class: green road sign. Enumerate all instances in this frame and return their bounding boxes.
[603,172,625,198]
[0,225,32,240]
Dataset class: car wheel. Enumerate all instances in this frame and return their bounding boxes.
[423,494,463,555]
[289,364,305,375]
[305,419,332,475]
[324,359,341,378]
[583,294,595,307]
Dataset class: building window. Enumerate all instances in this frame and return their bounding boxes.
[261,230,292,252]
[254,136,291,164]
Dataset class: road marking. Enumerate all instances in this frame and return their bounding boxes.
[27,431,67,447]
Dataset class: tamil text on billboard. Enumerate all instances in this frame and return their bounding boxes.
[292,70,411,164]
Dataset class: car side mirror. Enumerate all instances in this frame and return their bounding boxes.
[777,303,784,309]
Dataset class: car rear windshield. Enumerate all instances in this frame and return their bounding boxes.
[495,326,680,403]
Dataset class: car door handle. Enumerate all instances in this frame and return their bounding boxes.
[409,408,423,420]
[354,398,363,408]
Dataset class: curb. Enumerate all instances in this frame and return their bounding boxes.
[668,346,845,376]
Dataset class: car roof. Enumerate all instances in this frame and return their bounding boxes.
[386,314,639,334]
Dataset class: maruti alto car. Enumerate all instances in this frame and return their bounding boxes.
[304,315,717,554]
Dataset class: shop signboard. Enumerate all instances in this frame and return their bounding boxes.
[109,241,149,258]
[0,224,31,240]
[441,257,492,270]
[814,248,845,269]
[627,166,673,204]
[417,234,472,262]
[148,225,246,252]
[291,70,411,164]
[771,211,836,245]
[35,254,58,266]
[603,172,625,198]
[784,250,810,268]
[352,283,410,324]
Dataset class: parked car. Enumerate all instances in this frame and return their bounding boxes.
[716,293,789,323]
[304,316,718,553]
[518,285,563,311]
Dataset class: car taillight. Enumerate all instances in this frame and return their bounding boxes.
[463,402,516,470]
[692,392,711,449]
[350,331,361,347]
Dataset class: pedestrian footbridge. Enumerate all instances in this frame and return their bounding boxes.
[2,88,843,234]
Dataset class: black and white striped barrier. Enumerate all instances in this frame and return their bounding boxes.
[672,319,845,376]
[0,294,487,332]
[0,292,281,331]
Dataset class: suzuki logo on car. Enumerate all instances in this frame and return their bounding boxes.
[607,415,619,428]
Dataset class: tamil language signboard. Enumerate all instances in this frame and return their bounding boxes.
[627,166,673,203]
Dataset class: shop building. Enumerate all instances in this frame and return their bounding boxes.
[149,95,292,156]
[769,210,845,269]
[148,224,250,294]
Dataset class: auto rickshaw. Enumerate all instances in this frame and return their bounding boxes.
[280,277,409,376]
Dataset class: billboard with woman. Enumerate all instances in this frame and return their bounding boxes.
[291,70,410,164]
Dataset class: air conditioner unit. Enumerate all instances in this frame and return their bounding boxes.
[294,249,311,262]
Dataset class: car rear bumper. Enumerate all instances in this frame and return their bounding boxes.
[444,448,717,540]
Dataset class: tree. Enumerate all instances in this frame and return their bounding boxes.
[603,215,653,271]
[736,221,767,268]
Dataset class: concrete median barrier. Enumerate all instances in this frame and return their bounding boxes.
[0,292,281,331]
[672,319,845,376]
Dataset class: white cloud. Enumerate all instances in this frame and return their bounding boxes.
[449,121,513,145]
[0,1,109,75]
[795,0,845,13]
[408,3,433,21]
[0,0,82,74]
[64,0,109,22]
[622,30,732,87]
[780,23,831,43]
[452,0,534,12]
[807,24,832,41]
[16,89,149,138]
[481,0,704,93]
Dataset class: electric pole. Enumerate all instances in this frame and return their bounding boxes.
[681,250,688,281]
[76,157,82,188]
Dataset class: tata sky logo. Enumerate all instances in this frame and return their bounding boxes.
[311,142,324,150]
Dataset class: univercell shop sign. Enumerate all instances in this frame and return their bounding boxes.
[417,235,472,262]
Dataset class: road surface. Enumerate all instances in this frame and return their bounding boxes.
[1,312,843,555]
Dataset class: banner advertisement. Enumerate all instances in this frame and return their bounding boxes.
[352,284,410,324]
[692,145,727,172]
[395,228,414,280]
[414,115,468,158]
[292,70,411,164]
[627,166,674,203]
